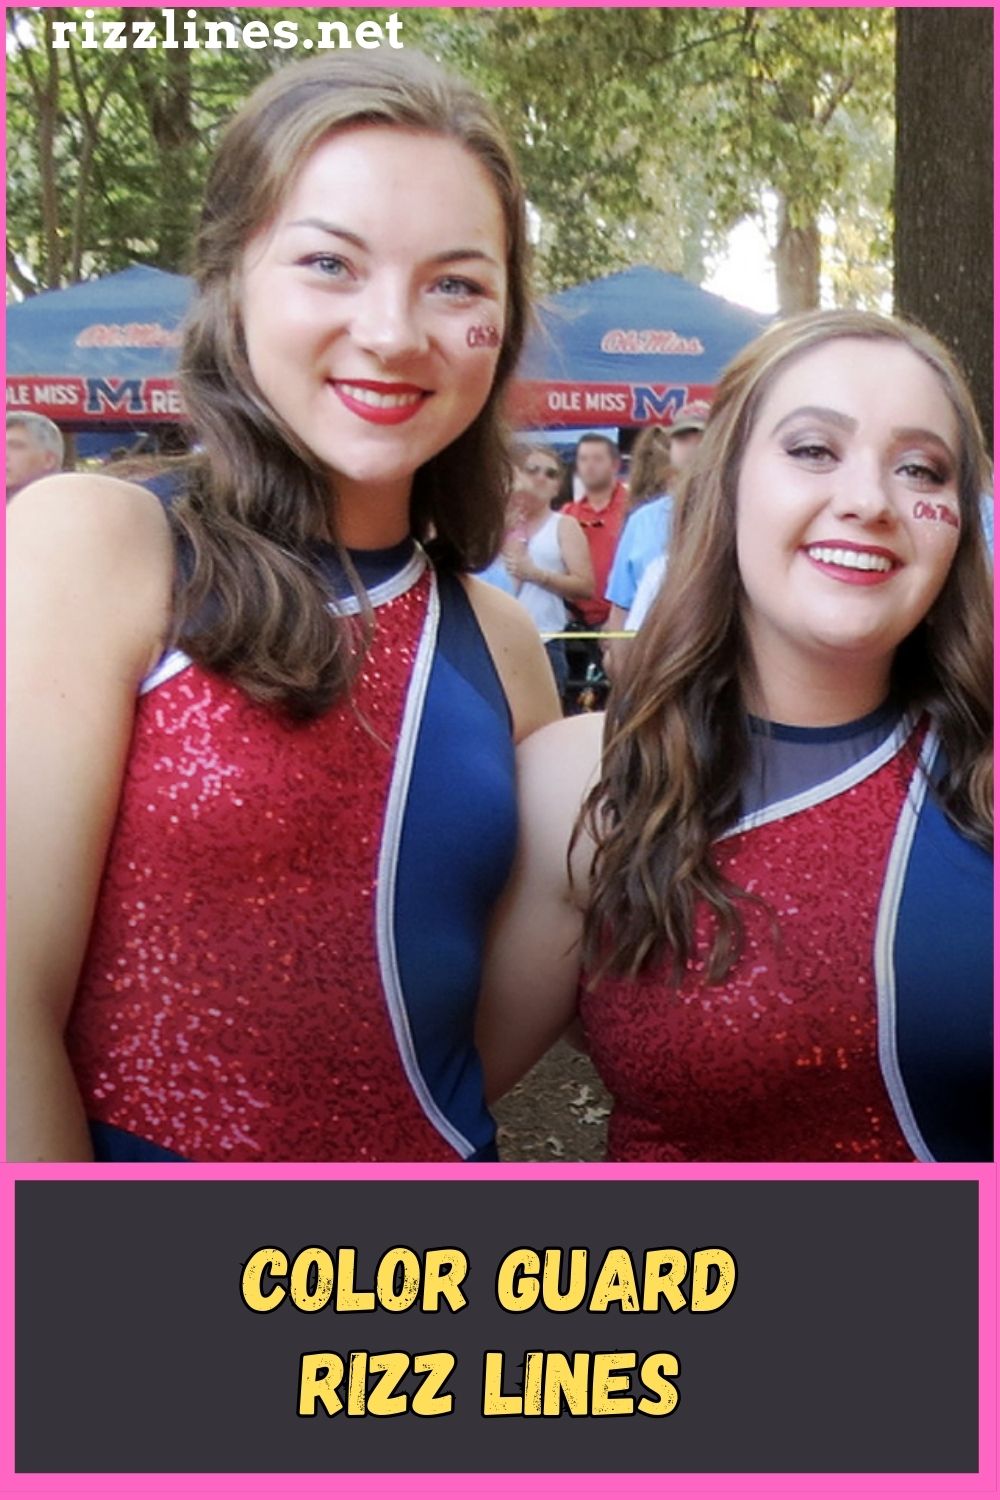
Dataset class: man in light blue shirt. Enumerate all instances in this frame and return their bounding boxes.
[605,490,672,617]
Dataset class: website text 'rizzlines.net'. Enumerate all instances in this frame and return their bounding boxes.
[49,8,404,52]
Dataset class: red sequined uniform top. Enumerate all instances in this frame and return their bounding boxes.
[579,725,927,1162]
[65,552,510,1162]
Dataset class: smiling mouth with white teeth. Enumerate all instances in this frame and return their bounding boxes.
[330,379,431,427]
[337,383,425,410]
[805,545,897,574]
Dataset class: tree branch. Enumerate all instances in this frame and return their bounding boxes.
[817,73,856,129]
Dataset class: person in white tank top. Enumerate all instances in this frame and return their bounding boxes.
[502,445,594,698]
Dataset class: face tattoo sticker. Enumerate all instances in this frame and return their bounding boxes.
[913,499,960,530]
[466,324,501,349]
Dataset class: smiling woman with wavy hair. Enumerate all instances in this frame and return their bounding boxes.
[8,49,560,1165]
[479,308,992,1164]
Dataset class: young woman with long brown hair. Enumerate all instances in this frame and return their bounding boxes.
[478,309,992,1162]
[8,51,560,1162]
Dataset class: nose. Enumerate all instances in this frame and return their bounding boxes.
[349,277,428,364]
[831,450,895,526]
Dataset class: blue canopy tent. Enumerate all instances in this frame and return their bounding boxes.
[5,264,193,431]
[509,265,771,429]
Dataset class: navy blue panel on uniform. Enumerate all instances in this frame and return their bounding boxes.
[893,759,993,1161]
[392,570,516,1155]
[312,536,417,595]
[90,1119,185,1161]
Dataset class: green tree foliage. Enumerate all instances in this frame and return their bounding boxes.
[438,7,894,305]
[6,6,894,312]
[6,6,400,285]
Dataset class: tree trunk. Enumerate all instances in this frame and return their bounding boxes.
[154,45,198,270]
[774,193,821,314]
[894,8,993,450]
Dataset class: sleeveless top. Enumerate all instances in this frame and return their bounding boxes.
[66,540,516,1163]
[580,713,992,1163]
[517,512,569,635]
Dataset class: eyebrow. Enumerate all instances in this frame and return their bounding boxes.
[287,217,501,269]
[891,425,957,464]
[770,405,857,436]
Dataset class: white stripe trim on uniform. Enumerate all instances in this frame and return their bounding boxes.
[139,648,192,695]
[872,726,939,1162]
[373,569,477,1160]
[338,545,427,616]
[721,713,916,842]
[138,546,429,696]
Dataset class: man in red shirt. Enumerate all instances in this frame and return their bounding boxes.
[561,433,628,628]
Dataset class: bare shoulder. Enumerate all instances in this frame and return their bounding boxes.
[461,569,539,648]
[8,472,172,555]
[459,573,562,741]
[518,710,604,800]
[516,711,605,897]
[7,474,175,679]
[557,511,586,539]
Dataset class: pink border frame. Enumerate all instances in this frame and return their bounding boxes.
[3,1,996,1495]
[3,1163,995,1495]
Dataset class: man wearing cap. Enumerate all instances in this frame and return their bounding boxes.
[6,413,65,502]
[604,399,709,631]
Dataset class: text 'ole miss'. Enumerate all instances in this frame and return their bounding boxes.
[543,384,691,422]
[5,376,184,421]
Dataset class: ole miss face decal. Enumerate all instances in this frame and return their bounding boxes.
[912,499,959,530]
[466,324,501,349]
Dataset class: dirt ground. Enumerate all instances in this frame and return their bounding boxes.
[493,1038,611,1162]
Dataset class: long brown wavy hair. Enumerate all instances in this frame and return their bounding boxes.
[170,50,530,718]
[579,309,993,983]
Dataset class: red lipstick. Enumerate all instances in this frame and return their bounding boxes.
[330,379,428,426]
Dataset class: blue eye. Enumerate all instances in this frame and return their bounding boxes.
[302,253,351,279]
[434,275,484,298]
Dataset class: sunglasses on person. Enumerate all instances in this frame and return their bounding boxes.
[524,462,561,480]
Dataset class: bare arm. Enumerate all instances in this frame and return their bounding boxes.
[461,575,561,741]
[504,516,595,602]
[7,477,173,1160]
[476,712,605,1102]
[551,514,595,600]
